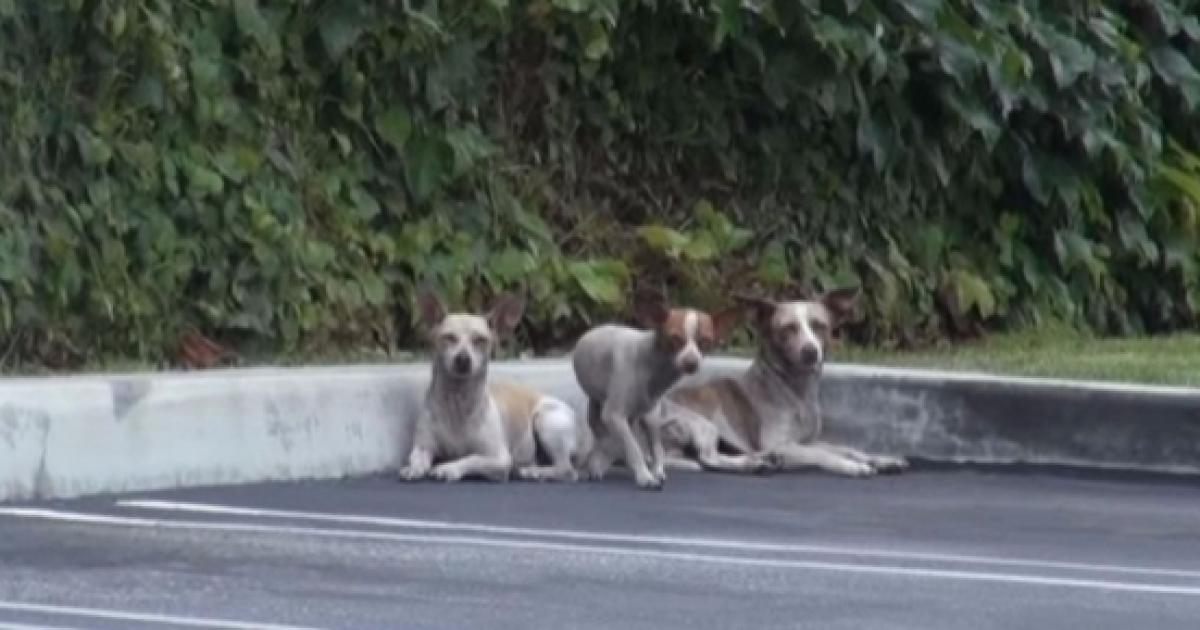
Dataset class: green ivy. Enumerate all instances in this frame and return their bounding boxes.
[0,0,1199,369]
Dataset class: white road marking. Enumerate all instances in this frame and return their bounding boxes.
[0,600,317,630]
[117,499,1200,580]
[1,507,1199,598]
[0,622,81,630]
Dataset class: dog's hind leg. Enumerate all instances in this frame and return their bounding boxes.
[663,455,703,472]
[520,398,581,482]
[660,404,770,475]
[814,441,909,473]
[766,442,875,477]
[693,436,773,475]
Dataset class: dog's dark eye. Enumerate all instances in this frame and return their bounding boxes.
[440,333,459,345]
[810,320,828,334]
[668,334,685,349]
[697,336,714,352]
[781,323,799,336]
[471,335,489,347]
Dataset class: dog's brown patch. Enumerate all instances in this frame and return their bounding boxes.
[695,312,719,350]
[662,309,690,335]
[489,380,542,436]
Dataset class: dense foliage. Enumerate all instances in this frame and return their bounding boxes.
[2,0,1200,368]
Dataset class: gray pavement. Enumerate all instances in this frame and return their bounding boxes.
[1,465,1199,629]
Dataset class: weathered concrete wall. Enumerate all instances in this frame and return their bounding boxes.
[1,359,1198,502]
[817,365,1200,474]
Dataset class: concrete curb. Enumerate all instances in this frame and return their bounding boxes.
[1,358,1197,502]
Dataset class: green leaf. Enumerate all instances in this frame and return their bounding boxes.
[319,1,366,61]
[756,240,790,286]
[898,0,942,25]
[584,22,610,60]
[713,0,743,47]
[552,0,589,13]
[374,105,413,151]
[1148,47,1200,109]
[360,274,387,306]
[1054,230,1102,277]
[935,35,980,85]
[568,260,626,305]
[1157,164,1200,205]
[444,126,498,176]
[491,248,534,282]
[914,225,945,268]
[1037,26,1096,88]
[1117,213,1159,263]
[213,146,261,183]
[351,187,381,220]
[948,269,996,318]
[856,113,890,170]
[233,0,278,54]
[943,89,1001,147]
[637,225,690,257]
[404,135,450,202]
[74,126,112,167]
[131,75,165,111]
[683,233,718,261]
[184,162,224,197]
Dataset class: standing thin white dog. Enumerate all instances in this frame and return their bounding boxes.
[399,289,585,483]
[572,291,738,490]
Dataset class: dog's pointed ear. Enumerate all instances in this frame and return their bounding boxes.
[821,285,861,323]
[711,306,743,341]
[486,292,526,338]
[417,285,447,330]
[633,288,670,329]
[734,294,778,328]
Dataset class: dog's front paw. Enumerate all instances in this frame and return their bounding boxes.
[397,465,429,481]
[430,463,464,482]
[517,466,546,482]
[634,470,665,491]
[836,460,876,478]
[750,453,780,475]
[870,455,909,474]
[651,465,667,485]
[518,466,579,483]
[580,465,607,481]
[582,456,610,481]
[580,469,604,481]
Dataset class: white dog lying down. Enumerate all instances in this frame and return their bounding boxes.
[398,289,589,483]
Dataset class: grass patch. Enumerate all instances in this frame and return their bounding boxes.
[838,325,1200,387]
[5,324,1197,388]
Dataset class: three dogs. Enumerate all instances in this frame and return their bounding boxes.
[398,285,906,490]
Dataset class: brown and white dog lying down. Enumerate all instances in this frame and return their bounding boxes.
[659,287,908,477]
[398,289,587,484]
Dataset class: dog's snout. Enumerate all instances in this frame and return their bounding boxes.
[798,344,820,366]
[678,355,700,374]
[452,352,472,374]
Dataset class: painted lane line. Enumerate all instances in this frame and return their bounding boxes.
[2,507,1200,598]
[0,622,81,630]
[0,601,318,630]
[117,499,1200,581]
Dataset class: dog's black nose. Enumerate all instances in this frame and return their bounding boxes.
[453,352,472,374]
[799,344,820,366]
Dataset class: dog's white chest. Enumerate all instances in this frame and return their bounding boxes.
[429,406,492,458]
[783,403,821,443]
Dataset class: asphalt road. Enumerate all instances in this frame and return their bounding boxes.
[1,466,1199,629]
